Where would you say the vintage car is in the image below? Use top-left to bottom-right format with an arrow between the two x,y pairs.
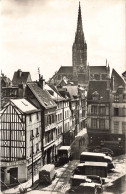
86,175 -> 103,193
70,182 -> 98,194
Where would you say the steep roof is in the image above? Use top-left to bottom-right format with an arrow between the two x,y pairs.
27,82 -> 57,109
87,81 -> 110,102
12,70 -> 32,85
1,74 -> 11,87
89,66 -> 108,74
58,66 -> 73,74
44,84 -> 65,102
111,69 -> 125,90
10,99 -> 38,114
63,86 -> 78,99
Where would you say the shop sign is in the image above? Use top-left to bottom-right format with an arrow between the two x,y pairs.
1,160 -> 26,167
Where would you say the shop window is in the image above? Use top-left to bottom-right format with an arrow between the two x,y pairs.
114,121 -> 119,133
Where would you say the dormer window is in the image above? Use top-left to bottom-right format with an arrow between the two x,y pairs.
92,91 -> 99,101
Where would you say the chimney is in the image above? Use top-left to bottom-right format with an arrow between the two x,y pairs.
18,82 -> 25,97
18,69 -> 22,77
39,75 -> 45,90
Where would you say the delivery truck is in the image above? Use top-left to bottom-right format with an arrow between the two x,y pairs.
73,162 -> 108,178
39,164 -> 56,184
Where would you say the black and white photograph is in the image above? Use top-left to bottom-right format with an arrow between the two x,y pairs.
1,0 -> 126,193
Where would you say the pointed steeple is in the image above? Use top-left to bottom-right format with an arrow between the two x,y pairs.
72,2 -> 88,84
78,2 -> 82,21
75,2 -> 84,43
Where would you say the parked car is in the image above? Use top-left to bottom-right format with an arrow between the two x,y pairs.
86,175 -> 103,193
70,174 -> 92,190
93,147 -> 114,157
70,182 -> 98,194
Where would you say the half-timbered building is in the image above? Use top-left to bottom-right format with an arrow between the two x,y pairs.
0,99 -> 41,185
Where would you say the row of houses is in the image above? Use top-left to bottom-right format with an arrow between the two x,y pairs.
1,69 -> 87,185
86,69 -> 126,152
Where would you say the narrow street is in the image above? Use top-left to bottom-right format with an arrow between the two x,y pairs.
27,154 -> 126,194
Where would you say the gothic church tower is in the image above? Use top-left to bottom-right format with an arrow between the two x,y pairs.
72,2 -> 88,86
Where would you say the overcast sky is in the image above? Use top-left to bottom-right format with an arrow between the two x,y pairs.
1,0 -> 126,81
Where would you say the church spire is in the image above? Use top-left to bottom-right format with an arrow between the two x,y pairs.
75,2 -> 84,43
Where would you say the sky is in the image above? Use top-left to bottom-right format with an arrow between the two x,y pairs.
1,0 -> 126,81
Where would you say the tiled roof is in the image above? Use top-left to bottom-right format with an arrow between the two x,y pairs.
10,99 -> 38,114
111,69 -> 125,90
27,82 -> 57,109
87,81 -> 110,102
44,84 -> 65,101
58,66 -> 73,74
12,71 -> 32,85
89,66 -> 108,74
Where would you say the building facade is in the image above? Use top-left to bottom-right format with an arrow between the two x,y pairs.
0,99 -> 42,185
87,80 -> 111,134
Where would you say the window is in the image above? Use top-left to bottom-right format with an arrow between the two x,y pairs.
114,108 -> 119,116
30,146 -> 34,157
36,112 -> 39,120
114,121 -> 119,133
65,111 -> 66,119
29,115 -> 32,122
60,113 -> 62,120
94,74 -> 100,80
30,130 -> 34,140
36,128 -> 39,137
49,115 -> 51,124
99,106 -> 105,115
91,106 -> 97,115
99,119 -> 105,129
122,122 -> 126,134
123,94 -> 126,100
36,143 -> 39,153
91,119 -> 97,129
114,95 -> 119,102
122,108 -> 126,116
